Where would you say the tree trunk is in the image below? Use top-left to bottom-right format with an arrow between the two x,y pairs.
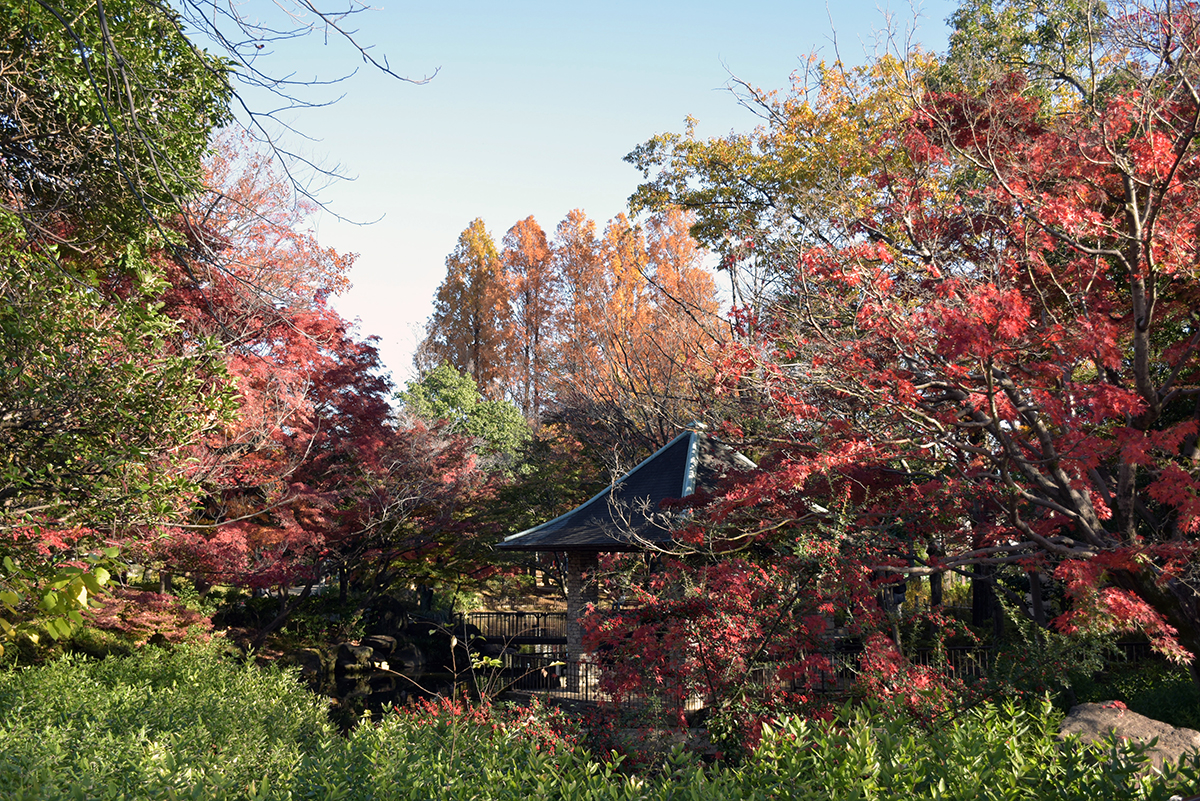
555,552 -> 569,600
1029,570 -> 1046,627
992,589 -> 1004,641
250,578 -> 316,651
972,565 -> 993,627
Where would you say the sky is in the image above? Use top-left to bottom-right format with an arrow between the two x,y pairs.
230,0 -> 959,386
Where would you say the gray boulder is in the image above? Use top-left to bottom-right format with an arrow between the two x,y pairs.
284,647 -> 328,691
362,634 -> 397,656
477,641 -> 517,659
336,643 -> 375,673
392,643 -> 426,674
1059,701 -> 1200,772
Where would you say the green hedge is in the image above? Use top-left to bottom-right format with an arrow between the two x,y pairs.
0,645 -> 1195,800
0,644 -> 330,799
745,702 -> 1198,801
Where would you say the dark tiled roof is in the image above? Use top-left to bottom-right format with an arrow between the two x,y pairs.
497,430 -> 753,552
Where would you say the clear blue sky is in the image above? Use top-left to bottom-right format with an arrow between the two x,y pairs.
230,0 -> 958,384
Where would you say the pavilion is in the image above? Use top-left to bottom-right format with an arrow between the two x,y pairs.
496,427 -> 755,659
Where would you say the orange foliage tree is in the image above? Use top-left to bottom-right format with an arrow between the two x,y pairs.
418,207 -> 722,459
417,219 -> 513,400
547,208 -> 722,455
549,209 -> 608,394
503,216 -> 558,421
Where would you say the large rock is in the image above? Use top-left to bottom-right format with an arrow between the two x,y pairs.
477,641 -> 517,659
282,647 -> 329,691
361,634 -> 397,656
336,643 -> 375,673
392,643 -> 426,674
1059,701 -> 1200,772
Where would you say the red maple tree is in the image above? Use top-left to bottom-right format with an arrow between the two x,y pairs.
127,136 -> 489,621
613,0 -> 1200,701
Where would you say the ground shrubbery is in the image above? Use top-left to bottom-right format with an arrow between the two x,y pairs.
744,701 -> 1198,801
0,644 -> 330,799
1,645 -> 1197,800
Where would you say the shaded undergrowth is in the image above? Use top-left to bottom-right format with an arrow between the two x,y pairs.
0,644 -> 1197,800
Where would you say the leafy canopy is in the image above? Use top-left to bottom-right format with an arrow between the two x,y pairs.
613,0 -> 1200,698
398,362 -> 531,460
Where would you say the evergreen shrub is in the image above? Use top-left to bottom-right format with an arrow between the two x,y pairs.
0,645 -> 1196,800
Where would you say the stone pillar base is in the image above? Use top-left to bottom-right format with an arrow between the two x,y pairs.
565,551 -> 599,668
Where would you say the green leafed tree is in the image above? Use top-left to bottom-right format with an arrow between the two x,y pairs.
941,0 -> 1107,100
0,0 -> 232,248
0,228 -> 230,533
0,0 -> 233,649
397,362 -> 530,462
2,0 -> 428,651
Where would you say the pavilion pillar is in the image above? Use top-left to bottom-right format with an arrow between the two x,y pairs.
565,551 -> 599,663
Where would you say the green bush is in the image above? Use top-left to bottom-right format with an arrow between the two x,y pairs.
746,699 -> 1198,801
172,583 -> 244,619
0,646 -> 1195,800
0,643 -> 331,800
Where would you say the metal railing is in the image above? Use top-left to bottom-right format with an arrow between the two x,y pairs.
469,608 -> 1162,712
499,652 -> 704,712
501,652 -> 602,703
911,645 -> 993,678
461,611 -> 567,643
803,651 -> 861,694
748,645 -> 995,695
750,652 -> 859,696
1112,640 -> 1156,662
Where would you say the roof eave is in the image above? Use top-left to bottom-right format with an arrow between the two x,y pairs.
498,430 -> 695,549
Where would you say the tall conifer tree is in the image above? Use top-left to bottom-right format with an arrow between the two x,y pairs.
502,217 -> 559,420
418,219 -> 512,400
